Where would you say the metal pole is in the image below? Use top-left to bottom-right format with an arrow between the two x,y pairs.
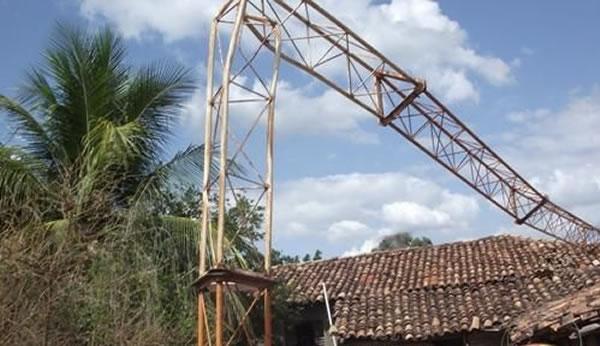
322,282 -> 338,346
215,1 -> 248,345
263,23 -> 281,346
198,15 -> 219,346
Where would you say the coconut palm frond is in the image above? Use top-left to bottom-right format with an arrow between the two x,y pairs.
0,96 -> 55,165
0,146 -> 48,204
157,215 -> 256,272
82,119 -> 146,171
125,62 -> 195,160
42,24 -> 130,164
130,145 -> 216,211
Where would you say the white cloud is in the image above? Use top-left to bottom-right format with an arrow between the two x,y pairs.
327,220 -> 371,241
80,0 -> 513,103
506,108 -> 550,123
276,172 -> 479,254
79,0 -> 218,41
180,77 -> 377,143
342,238 -> 379,257
436,69 -> 479,103
501,88 -> 600,225
382,202 -> 451,229
274,82 -> 376,142
178,62 -> 208,142
180,85 -> 206,136
319,0 -> 513,101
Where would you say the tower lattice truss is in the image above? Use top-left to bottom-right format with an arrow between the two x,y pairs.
197,1 -> 600,345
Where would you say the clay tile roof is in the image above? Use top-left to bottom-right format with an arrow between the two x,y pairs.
273,235 -> 600,342
510,279 -> 600,344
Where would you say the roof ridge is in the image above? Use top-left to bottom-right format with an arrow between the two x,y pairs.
274,233 -> 553,269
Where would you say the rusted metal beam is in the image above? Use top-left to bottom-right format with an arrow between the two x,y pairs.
243,0 -> 600,246
193,268 -> 277,292
264,289 -> 273,346
200,2 -> 282,345
213,1 -> 248,345
379,80 -> 426,126
215,284 -> 224,346
516,197 -> 548,225
201,0 -> 600,343
263,22 -> 280,346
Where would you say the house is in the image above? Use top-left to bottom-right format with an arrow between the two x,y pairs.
273,235 -> 600,345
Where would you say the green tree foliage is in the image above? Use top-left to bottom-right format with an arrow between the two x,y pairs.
273,248 -> 323,265
155,185 -> 323,267
375,232 -> 433,251
0,24 -> 253,345
0,24 -> 323,345
312,249 -> 323,260
272,249 -> 301,265
0,24 -> 203,233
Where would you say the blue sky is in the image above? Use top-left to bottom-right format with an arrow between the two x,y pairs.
2,0 -> 600,257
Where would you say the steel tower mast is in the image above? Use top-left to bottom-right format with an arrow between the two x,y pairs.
197,1 -> 600,345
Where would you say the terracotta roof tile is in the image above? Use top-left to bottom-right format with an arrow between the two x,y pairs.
510,277 -> 600,343
273,235 -> 600,342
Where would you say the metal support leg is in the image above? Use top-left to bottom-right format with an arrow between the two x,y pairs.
200,1 -> 281,344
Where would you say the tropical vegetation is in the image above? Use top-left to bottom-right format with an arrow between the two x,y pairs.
0,24 -> 289,345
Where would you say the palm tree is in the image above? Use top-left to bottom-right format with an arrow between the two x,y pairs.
0,25 -> 266,344
0,24 -> 203,233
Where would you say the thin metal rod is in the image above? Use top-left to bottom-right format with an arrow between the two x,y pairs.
263,24 -> 281,346
322,282 -> 338,346
217,0 -> 248,265
264,289 -> 273,346
225,290 -> 264,346
263,25 -> 281,279
198,14 -> 220,346
198,294 -> 208,346
248,0 -> 599,244
215,1 -> 249,345
215,284 -> 224,346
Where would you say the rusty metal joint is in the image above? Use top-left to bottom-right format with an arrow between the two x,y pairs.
515,197 -> 548,225
245,14 -> 277,26
380,80 -> 426,126
374,70 -> 412,82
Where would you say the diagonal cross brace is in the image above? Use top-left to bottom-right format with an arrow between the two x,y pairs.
515,196 -> 548,225
380,80 -> 427,126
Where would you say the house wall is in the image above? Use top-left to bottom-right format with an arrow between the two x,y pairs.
282,301 -> 504,346
466,331 -> 504,346
344,341 -> 434,346
518,329 -> 600,345
283,304 -> 329,346
584,335 -> 599,346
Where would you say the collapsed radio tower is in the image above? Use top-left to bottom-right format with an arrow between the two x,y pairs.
197,0 -> 600,345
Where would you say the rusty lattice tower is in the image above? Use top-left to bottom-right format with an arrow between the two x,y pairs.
197,0 -> 600,345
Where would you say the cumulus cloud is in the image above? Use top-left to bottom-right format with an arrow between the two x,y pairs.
276,172 -> 479,254
506,108 -> 550,123
80,0 -> 513,103
180,85 -> 206,136
382,202 -> 451,229
500,88 -> 600,224
342,238 -> 380,257
274,82 -> 376,142
318,0 -> 513,101
79,0 -> 218,41
327,220 -> 371,241
180,77 -> 377,143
